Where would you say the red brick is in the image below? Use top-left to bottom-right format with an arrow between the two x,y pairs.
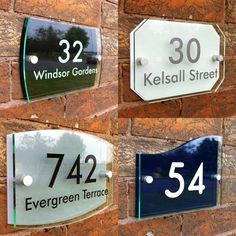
65,83 -> 118,118
12,62 -> 24,100
118,100 -> 181,118
222,177 -> 236,204
111,119 -> 118,135
119,215 -> 181,236
101,57 -> 118,84
183,206 -> 236,236
121,64 -> 141,102
128,180 -> 135,217
222,57 -> 236,89
78,118 -> 110,134
125,0 -> 224,22
15,0 -> 101,27
132,118 -> 222,140
102,28 -> 118,56
224,118 -> 236,146
29,227 -> 67,236
67,209 -> 118,235
0,97 -> 64,120
226,0 -> 236,23
0,13 -> 24,57
102,1 -> 118,29
118,118 -> 129,135
223,24 -> 236,57
182,88 -> 236,117
119,14 -> 143,59
0,184 -> 21,233
0,0 -> 11,10
0,63 -> 10,103
119,181 -> 128,219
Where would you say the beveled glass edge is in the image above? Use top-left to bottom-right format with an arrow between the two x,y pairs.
23,17 -> 31,103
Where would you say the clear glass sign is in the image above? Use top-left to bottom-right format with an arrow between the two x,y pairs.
7,130 -> 113,227
130,19 -> 225,101
20,17 -> 101,102
136,136 -> 222,218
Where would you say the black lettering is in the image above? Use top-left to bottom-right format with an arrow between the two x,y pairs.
25,197 -> 32,211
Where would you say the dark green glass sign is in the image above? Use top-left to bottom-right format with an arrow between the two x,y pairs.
20,17 -> 101,102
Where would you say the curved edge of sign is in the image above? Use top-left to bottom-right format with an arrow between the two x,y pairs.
22,17 -> 31,104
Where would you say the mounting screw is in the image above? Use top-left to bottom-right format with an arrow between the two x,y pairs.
146,232 -> 154,236
212,55 -> 224,62
99,171 -> 113,179
142,176 -> 154,184
17,175 -> 33,187
136,57 -> 149,66
29,55 -> 39,64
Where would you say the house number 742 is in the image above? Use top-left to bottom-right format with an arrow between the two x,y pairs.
47,153 -> 97,188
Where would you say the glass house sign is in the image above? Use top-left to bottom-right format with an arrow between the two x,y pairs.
20,17 -> 101,103
136,136 -> 222,218
7,130 -> 113,227
130,19 -> 225,101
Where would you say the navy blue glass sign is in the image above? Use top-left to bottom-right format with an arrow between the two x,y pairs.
20,17 -> 101,103
136,136 -> 222,218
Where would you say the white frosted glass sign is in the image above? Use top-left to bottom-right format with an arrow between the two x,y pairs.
7,130 -> 113,227
130,19 -> 225,101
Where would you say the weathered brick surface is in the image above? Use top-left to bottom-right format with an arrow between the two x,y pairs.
132,118 -> 223,140
224,118 -> 236,146
182,206 -> 236,236
118,118 -> 129,135
101,57 -> 118,84
222,177 -> 236,204
0,97 -> 65,120
0,184 -> 21,233
119,14 -> 143,59
124,0 -> 224,22
121,63 -> 141,102
0,63 -> 10,103
128,180 -> 135,217
119,137 -> 183,176
67,209 -> 118,235
119,100 -> 181,118
182,88 -> 236,117
78,118 -> 110,134
222,145 -> 236,176
0,13 -> 23,57
119,215 -> 181,236
15,0 -> 101,27
226,0 -> 236,23
65,83 -> 118,118
118,181 -> 127,219
102,1 -> 118,29
103,28 -> 118,56
12,62 -> 24,100
0,0 -> 11,10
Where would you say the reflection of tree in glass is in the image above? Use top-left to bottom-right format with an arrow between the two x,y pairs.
28,26 -> 63,56
16,131 -> 86,158
65,27 -> 90,53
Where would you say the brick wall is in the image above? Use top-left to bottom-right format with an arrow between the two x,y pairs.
0,118 -> 118,235
119,0 -> 236,117
0,0 -> 118,119
118,118 -> 236,236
